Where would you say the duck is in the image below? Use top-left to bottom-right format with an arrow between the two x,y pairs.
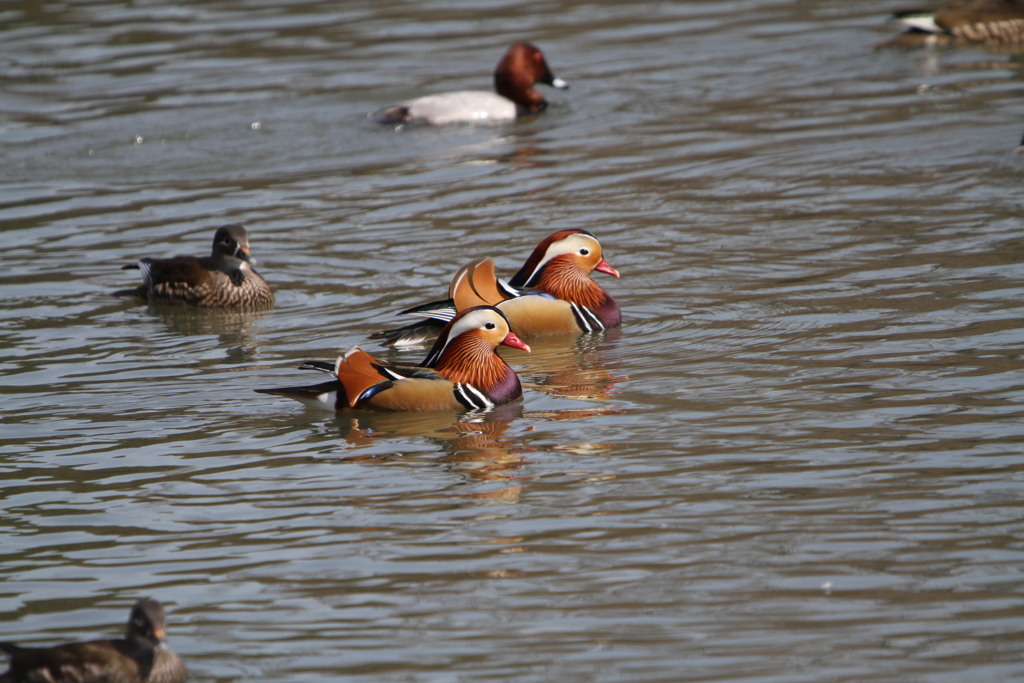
372,229 -> 620,347
0,599 -> 188,683
371,42 -> 568,125
257,306 -> 530,412
119,224 -> 274,308
878,0 -> 1024,47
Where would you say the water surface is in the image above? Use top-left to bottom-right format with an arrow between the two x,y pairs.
2,1 -> 1023,681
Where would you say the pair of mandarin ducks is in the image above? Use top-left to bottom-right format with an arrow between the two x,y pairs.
119,225 -> 620,413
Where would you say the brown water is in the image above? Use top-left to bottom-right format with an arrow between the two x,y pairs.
2,1 -> 1023,681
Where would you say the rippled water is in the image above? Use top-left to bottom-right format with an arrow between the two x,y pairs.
2,1 -> 1023,681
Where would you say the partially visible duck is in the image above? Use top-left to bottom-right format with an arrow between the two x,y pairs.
0,599 -> 188,683
257,306 -> 530,412
373,229 -> 620,347
120,224 -> 274,308
878,0 -> 1024,47
371,42 -> 568,125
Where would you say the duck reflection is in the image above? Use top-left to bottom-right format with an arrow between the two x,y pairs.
287,329 -> 625,496
427,132 -> 550,171
501,135 -> 550,170
512,328 -> 626,402
136,304 -> 269,363
334,403 -> 527,499
327,378 -> 623,501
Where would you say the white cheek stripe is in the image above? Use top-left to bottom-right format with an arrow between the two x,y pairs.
522,242 -> 563,286
521,235 -> 599,286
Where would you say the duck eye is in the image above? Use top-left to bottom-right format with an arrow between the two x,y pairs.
484,322 -> 496,330
579,248 -> 590,256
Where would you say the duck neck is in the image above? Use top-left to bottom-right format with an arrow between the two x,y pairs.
435,335 -> 517,398
113,635 -> 157,680
535,257 -> 608,310
215,252 -> 249,270
495,74 -> 544,111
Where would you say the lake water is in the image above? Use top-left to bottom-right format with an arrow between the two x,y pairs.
2,1 -> 1023,681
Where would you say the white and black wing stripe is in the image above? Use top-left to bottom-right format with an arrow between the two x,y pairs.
569,302 -> 605,333
497,277 -> 520,299
378,366 -> 406,381
893,13 -> 942,34
403,307 -> 458,323
453,383 -> 495,411
137,259 -> 154,286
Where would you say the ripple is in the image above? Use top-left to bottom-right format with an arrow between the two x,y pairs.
2,1 -> 1024,681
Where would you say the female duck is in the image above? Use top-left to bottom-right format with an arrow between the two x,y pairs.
371,42 -> 568,125
374,229 -> 621,346
120,224 -> 274,308
258,306 -> 530,412
878,0 -> 1024,47
0,599 -> 188,683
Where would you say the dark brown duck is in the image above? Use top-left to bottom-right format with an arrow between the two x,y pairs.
0,599 -> 187,683
879,0 -> 1024,47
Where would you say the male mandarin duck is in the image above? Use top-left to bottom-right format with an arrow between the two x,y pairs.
372,229 -> 621,347
878,0 -> 1024,47
0,599 -> 188,683
119,224 -> 274,308
257,306 -> 530,412
371,42 -> 568,125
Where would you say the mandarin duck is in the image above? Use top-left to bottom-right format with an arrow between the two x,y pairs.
371,42 -> 568,125
878,0 -> 1024,47
372,229 -> 620,347
0,599 -> 188,683
257,306 -> 530,412
120,224 -> 274,308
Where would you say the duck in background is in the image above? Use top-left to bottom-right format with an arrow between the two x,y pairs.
257,306 -> 530,412
371,42 -> 568,125
878,0 -> 1024,48
118,224 -> 274,308
0,599 -> 187,683
373,229 -> 620,347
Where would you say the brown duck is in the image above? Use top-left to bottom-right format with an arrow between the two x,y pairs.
121,224 -> 273,308
371,42 -> 569,125
879,0 -> 1024,47
0,599 -> 188,683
